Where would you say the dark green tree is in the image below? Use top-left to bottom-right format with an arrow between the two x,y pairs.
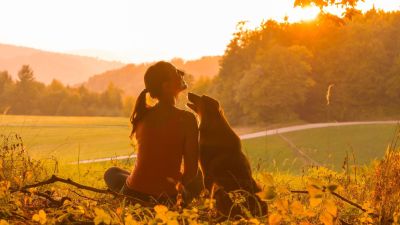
99,83 -> 123,116
235,44 -> 313,123
0,71 -> 15,114
13,65 -> 44,114
40,80 -> 68,115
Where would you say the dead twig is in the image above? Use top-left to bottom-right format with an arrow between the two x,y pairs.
19,189 -> 70,208
12,175 -> 110,194
69,189 -> 103,203
331,191 -> 366,212
11,211 -> 29,220
11,174 -> 150,206
291,189 -> 366,212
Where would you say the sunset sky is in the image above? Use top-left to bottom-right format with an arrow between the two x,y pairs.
0,0 -> 398,63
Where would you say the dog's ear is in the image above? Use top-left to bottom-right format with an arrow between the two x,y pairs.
203,95 -> 220,109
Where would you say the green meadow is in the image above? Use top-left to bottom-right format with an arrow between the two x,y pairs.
0,115 -> 133,162
0,115 -> 398,173
243,123 -> 399,172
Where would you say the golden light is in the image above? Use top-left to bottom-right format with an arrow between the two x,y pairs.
287,6 -> 321,23
0,0 -> 398,63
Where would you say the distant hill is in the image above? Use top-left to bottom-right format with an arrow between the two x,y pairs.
83,56 -> 221,97
0,44 -> 125,85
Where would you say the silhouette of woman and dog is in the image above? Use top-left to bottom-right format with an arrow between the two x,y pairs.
104,61 -> 267,219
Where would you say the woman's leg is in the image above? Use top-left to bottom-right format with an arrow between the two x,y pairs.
120,186 -> 177,206
103,167 -> 130,192
104,167 -> 177,206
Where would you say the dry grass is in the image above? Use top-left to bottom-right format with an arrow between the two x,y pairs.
373,127 -> 400,224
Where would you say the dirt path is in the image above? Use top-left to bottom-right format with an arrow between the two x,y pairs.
73,120 -> 399,164
239,120 -> 399,140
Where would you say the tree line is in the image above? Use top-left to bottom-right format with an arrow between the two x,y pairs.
0,64 -> 213,118
1,8 -> 399,125
202,8 -> 400,125
0,65 -> 133,117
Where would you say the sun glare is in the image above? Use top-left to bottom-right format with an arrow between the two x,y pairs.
287,6 -> 321,23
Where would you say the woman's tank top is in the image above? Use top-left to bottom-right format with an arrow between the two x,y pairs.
126,109 -> 186,196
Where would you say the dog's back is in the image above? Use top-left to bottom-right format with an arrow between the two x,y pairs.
198,98 -> 267,218
187,92 -> 267,219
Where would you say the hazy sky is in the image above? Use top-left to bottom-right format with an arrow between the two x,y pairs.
0,0 -> 398,63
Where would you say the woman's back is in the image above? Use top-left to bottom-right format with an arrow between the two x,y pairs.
126,105 -> 191,196
104,61 -> 198,202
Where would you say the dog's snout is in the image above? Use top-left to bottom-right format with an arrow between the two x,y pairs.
188,92 -> 201,103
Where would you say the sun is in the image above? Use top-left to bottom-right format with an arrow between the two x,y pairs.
286,6 -> 321,23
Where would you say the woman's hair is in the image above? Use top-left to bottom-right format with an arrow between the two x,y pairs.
130,61 -> 176,138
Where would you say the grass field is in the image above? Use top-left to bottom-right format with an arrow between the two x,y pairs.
0,115 -> 133,162
2,115 -> 400,225
243,123 -> 399,172
1,115 -> 398,174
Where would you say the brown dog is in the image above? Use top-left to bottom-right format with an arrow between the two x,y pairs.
187,92 -> 267,219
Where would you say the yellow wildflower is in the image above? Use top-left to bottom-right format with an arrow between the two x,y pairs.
32,210 -> 47,225
0,220 -> 9,225
125,213 -> 139,225
94,208 -> 112,225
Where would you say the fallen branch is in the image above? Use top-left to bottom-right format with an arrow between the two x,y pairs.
331,192 -> 366,212
291,189 -> 366,212
12,175 -> 110,194
69,189 -> 103,203
19,189 -> 69,207
11,212 -> 29,220
11,175 -> 150,206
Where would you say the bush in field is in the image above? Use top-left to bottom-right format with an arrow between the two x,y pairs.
0,133 -> 47,189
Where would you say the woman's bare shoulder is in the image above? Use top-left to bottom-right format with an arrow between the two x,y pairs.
177,109 -> 198,127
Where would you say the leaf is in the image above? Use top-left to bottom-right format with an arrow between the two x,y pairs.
154,205 -> 169,214
310,198 -> 322,207
275,199 -> 289,213
249,218 -> 260,224
0,220 -> 9,225
319,211 -> 334,225
258,186 -> 277,200
291,200 -> 304,215
77,206 -> 85,215
262,173 -> 275,186
299,222 -> 313,225
269,213 -> 282,225
307,184 -> 323,198
56,213 -> 69,223
325,199 -> 337,217
167,219 -> 179,225
276,185 -> 291,194
63,199 -> 72,206
0,181 -> 10,197
304,209 -> 316,217
125,213 -> 139,225
94,208 -> 112,225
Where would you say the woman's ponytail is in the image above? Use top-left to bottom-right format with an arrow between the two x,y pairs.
130,89 -> 149,138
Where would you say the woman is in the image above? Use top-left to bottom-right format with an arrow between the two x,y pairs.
104,61 -> 199,204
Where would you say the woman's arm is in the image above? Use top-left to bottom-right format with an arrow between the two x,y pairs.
182,112 -> 199,186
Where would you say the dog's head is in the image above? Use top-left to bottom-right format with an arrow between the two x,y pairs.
187,92 -> 222,126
